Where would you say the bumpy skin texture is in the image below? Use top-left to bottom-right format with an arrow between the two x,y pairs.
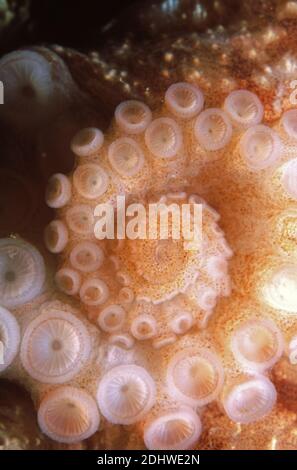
1,0 -> 297,450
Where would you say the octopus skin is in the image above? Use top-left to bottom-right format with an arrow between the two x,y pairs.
0,0 -> 297,451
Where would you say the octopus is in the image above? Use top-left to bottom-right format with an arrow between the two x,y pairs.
0,0 -> 297,450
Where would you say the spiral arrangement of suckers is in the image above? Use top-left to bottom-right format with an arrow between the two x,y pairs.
1,79 -> 297,449
44,82 -> 234,348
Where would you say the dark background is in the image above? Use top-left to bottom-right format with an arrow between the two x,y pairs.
0,0 -> 146,54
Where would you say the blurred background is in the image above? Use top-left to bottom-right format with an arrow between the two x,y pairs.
0,0 -> 145,54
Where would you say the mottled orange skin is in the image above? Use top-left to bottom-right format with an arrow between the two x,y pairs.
2,0 -> 297,450
51,0 -> 297,120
